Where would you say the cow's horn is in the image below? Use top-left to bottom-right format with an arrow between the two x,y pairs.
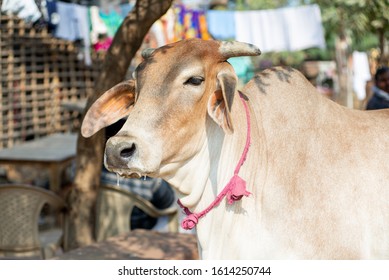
219,41 -> 261,59
141,48 -> 155,58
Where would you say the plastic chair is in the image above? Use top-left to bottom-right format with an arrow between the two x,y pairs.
0,184 -> 68,259
95,184 -> 178,242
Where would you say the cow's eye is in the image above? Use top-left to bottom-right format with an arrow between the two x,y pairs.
185,77 -> 204,86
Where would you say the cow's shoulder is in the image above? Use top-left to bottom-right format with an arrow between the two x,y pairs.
244,66 -> 317,101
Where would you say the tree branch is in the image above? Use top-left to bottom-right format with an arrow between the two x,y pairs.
66,0 -> 174,250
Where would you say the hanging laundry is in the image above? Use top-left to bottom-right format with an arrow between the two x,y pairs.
94,34 -> 113,52
99,7 -> 123,37
90,6 -> 109,44
1,0 -> 42,23
281,4 -> 326,51
184,9 -> 197,38
45,0 -> 60,32
160,8 -> 176,44
198,11 -> 211,40
174,5 -> 185,41
55,2 -> 78,40
173,5 -> 211,41
55,2 -> 91,65
352,51 -> 371,101
234,11 -> 252,47
235,4 -> 325,53
74,4 -> 91,65
150,21 -> 166,47
235,9 -> 290,53
148,8 -> 176,48
206,10 -> 235,40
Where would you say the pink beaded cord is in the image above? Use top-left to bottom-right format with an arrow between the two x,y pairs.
178,92 -> 252,230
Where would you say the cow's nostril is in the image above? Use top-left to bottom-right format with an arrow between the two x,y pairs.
120,143 -> 136,158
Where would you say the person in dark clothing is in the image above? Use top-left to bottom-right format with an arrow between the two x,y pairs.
366,66 -> 389,110
101,119 -> 176,230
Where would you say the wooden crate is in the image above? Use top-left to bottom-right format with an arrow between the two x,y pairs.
0,14 -> 104,148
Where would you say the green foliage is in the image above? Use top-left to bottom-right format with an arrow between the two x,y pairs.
309,0 -> 388,52
234,0 -> 289,10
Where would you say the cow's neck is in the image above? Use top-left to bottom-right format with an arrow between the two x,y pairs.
164,106 -> 240,209
177,92 -> 253,230
165,134 -> 215,207
165,91 -> 263,257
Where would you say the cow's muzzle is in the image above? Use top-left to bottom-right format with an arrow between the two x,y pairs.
104,133 -> 162,178
105,138 -> 137,169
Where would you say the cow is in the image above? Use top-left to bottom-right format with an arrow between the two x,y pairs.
81,38 -> 389,259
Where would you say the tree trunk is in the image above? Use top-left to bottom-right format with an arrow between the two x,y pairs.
334,24 -> 352,108
378,28 -> 388,65
66,0 -> 174,250
334,36 -> 346,106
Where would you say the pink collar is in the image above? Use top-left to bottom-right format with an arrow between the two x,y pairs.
177,92 -> 252,230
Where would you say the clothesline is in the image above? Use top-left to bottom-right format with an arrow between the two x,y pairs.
2,1 -> 326,65
208,4 -> 326,53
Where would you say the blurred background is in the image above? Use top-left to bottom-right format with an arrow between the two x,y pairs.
0,0 -> 388,259
1,0 -> 388,148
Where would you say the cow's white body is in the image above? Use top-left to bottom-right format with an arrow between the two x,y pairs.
185,67 -> 389,259
82,39 -> 389,259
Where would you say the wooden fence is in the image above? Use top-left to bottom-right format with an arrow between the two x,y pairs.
0,14 -> 103,148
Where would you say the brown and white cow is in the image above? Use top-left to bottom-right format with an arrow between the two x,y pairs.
82,38 -> 389,259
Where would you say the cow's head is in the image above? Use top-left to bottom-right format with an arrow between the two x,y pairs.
81,39 -> 260,180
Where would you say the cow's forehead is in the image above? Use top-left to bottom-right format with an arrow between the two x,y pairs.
137,39 -> 223,73
158,39 -> 222,59
134,39 -> 225,93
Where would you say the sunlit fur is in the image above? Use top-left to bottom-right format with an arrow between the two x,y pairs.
82,39 -> 389,259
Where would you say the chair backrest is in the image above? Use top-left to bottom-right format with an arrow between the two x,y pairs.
95,184 -> 178,242
0,184 -> 67,259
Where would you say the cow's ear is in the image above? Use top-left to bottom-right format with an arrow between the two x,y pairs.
207,65 -> 237,134
81,80 -> 135,138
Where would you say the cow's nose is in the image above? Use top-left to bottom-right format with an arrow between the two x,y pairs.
119,143 -> 136,158
105,139 -> 137,167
